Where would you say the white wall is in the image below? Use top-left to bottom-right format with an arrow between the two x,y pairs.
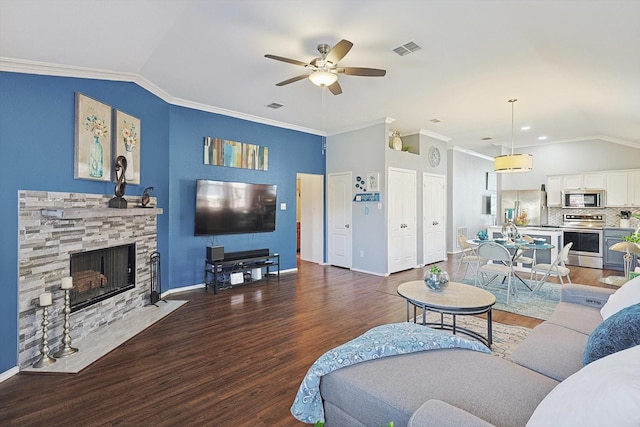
327,121 -> 387,275
501,139 -> 640,190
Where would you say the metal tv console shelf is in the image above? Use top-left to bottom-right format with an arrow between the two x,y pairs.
204,248 -> 280,294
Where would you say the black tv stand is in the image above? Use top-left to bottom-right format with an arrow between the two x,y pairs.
204,249 -> 280,294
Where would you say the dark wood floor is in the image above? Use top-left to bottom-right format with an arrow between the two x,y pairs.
0,255 -> 619,426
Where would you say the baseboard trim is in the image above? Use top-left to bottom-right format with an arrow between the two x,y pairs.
0,366 -> 19,383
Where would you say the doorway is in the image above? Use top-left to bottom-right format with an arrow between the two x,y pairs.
297,173 -> 325,264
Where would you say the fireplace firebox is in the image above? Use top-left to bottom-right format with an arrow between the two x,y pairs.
70,244 -> 136,312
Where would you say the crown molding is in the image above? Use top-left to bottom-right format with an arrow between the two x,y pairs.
450,145 -> 494,162
0,57 -> 323,136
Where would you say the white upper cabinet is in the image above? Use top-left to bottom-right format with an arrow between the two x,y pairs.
605,171 -> 628,206
605,170 -> 640,207
583,173 -> 605,189
546,176 -> 563,207
562,173 -> 605,190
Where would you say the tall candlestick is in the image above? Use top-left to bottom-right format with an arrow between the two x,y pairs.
61,276 -> 74,290
54,287 -> 78,358
32,305 -> 56,368
39,292 -> 52,306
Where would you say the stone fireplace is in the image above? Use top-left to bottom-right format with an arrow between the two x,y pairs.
18,190 -> 163,368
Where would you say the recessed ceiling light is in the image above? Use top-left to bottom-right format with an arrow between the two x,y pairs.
521,125 -> 531,131
538,136 -> 548,140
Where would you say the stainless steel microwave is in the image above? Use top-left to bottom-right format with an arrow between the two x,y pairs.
562,190 -> 604,208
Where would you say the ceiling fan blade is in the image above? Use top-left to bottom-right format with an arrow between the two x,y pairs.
340,67 -> 387,77
265,54 -> 309,67
275,74 -> 310,86
325,39 -> 353,64
327,81 -> 342,95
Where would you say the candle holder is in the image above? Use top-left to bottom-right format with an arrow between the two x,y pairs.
54,287 -> 78,358
32,305 -> 56,368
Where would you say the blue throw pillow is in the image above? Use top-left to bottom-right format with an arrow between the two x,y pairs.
583,303 -> 640,366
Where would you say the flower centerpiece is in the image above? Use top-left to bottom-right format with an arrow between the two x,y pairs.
424,265 -> 449,292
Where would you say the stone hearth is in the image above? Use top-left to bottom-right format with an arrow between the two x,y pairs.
18,190 -> 163,369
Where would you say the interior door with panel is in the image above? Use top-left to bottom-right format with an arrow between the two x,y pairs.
423,173 -> 446,265
328,172 -> 352,268
388,168 -> 417,273
298,173 -> 324,264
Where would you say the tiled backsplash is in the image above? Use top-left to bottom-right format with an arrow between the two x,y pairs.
548,207 -> 639,228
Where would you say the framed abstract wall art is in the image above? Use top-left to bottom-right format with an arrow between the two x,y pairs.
114,109 -> 141,184
204,136 -> 268,171
74,93 -> 112,181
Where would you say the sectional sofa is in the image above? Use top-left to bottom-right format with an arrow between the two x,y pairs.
315,280 -> 640,426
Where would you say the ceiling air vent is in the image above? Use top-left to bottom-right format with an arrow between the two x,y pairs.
481,137 -> 493,141
430,118 -> 441,123
266,103 -> 283,109
393,41 -> 422,56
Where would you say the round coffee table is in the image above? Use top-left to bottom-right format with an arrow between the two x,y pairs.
397,281 -> 496,347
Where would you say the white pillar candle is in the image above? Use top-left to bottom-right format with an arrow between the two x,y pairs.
61,276 -> 74,290
39,292 -> 52,306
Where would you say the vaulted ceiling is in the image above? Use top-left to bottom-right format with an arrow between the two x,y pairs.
1,0 -> 638,153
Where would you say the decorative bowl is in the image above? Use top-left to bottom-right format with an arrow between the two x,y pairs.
476,230 -> 488,241
533,238 -> 546,245
424,271 -> 450,292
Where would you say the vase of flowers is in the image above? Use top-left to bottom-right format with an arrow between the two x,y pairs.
424,266 -> 449,292
121,120 -> 138,181
85,110 -> 108,178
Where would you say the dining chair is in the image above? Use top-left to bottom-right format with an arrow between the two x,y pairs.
531,242 -> 573,292
476,242 -> 517,304
514,234 -> 536,271
455,234 -> 485,281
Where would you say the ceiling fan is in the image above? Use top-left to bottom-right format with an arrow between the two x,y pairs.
265,39 -> 386,95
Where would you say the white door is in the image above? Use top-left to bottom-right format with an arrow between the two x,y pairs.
298,173 -> 324,264
423,173 -> 446,265
388,168 -> 417,273
328,172 -> 352,268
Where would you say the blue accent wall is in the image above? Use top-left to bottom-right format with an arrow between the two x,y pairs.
0,71 -> 324,373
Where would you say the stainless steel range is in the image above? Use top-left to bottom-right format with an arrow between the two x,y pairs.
562,214 -> 604,269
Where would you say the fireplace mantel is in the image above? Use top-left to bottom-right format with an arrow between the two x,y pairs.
41,207 -> 163,219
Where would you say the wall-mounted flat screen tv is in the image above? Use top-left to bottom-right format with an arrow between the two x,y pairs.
194,179 -> 277,236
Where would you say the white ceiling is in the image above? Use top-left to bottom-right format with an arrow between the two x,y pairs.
1,0 -> 639,153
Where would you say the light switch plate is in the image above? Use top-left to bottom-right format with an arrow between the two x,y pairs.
280,203 -> 286,210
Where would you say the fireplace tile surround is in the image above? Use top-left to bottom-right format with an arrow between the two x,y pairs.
18,190 -> 163,369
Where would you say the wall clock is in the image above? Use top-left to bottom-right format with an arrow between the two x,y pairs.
428,146 -> 441,167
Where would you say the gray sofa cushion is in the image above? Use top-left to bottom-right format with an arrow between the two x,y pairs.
546,301 -> 603,335
320,348 -> 558,427
510,322 -> 588,381
409,400 -> 495,427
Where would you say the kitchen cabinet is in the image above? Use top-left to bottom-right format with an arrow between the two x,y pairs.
546,176 -> 563,207
605,171 -> 628,206
562,173 -> 605,190
604,170 -> 640,207
603,228 -> 636,271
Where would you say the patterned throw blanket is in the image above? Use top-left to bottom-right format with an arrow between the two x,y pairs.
290,322 -> 491,423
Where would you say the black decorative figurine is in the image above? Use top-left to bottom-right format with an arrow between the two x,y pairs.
141,186 -> 154,207
109,155 -> 128,208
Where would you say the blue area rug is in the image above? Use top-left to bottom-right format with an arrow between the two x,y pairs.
462,277 -> 562,320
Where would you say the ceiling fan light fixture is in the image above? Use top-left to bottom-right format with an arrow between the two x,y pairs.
309,70 -> 338,87
494,99 -> 533,173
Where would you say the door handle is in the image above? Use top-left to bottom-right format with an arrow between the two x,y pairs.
345,224 -> 350,229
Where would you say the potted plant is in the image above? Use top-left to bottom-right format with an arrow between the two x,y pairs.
424,266 -> 448,291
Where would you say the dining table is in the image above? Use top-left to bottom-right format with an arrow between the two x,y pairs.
468,238 -> 556,290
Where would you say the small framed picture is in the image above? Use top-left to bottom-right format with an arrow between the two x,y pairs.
113,109 -> 141,184
366,173 -> 380,192
74,93 -> 112,181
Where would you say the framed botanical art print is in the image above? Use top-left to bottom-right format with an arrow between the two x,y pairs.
74,93 -> 112,181
113,109 -> 141,184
